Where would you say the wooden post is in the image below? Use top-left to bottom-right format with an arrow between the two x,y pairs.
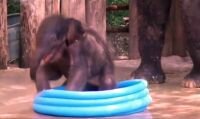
20,0 -> 45,68
162,1 -> 174,56
128,0 -> 140,59
86,0 -> 106,40
163,0 -> 187,57
45,0 -> 60,16
61,0 -> 86,23
0,0 -> 8,69
172,0 -> 187,56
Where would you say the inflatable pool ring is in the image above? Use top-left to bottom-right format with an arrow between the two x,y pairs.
33,79 -> 152,117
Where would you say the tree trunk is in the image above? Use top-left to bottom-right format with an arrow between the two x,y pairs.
61,0 -> 86,23
20,0 -> 45,68
86,0 -> 106,40
0,0 -> 8,69
128,0 -> 140,59
45,0 -> 60,16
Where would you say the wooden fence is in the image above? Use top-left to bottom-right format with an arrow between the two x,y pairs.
0,0 -> 187,69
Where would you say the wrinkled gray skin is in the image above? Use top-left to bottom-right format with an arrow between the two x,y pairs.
131,0 -> 200,88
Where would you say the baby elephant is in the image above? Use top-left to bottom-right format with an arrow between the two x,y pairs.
30,15 -> 116,92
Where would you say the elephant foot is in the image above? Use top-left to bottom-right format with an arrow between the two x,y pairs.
182,72 -> 200,88
131,64 -> 165,84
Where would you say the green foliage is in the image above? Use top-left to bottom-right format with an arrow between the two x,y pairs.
107,11 -> 128,27
7,0 -> 20,14
107,0 -> 129,28
107,0 -> 128,5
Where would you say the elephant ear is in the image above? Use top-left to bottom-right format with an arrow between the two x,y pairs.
65,20 -> 85,46
39,34 -> 64,66
66,23 -> 77,44
67,24 -> 76,41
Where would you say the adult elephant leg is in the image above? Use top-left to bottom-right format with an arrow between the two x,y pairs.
181,0 -> 200,88
131,0 -> 171,83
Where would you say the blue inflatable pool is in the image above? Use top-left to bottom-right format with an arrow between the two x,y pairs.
33,79 -> 152,117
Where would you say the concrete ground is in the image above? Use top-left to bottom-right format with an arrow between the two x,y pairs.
0,56 -> 200,119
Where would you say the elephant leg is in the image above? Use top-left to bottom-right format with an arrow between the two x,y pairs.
180,0 -> 200,88
131,0 -> 171,83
